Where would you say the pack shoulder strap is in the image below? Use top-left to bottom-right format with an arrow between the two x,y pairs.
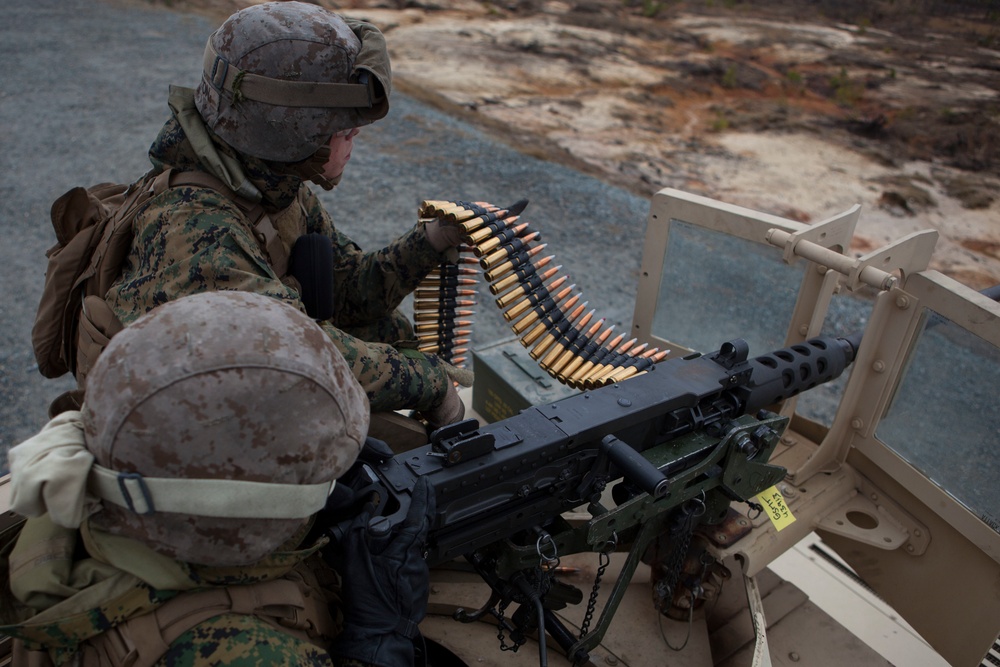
167,171 -> 288,277
80,568 -> 339,667
88,169 -> 286,297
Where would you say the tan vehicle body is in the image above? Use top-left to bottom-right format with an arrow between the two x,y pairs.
2,188 -> 998,666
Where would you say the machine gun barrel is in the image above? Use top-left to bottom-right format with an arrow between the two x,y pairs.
325,333 -> 860,567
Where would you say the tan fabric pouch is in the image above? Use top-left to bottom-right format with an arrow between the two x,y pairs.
76,296 -> 125,387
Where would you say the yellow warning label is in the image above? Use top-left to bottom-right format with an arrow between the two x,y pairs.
756,485 -> 796,532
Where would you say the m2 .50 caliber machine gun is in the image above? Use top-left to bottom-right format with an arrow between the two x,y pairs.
323,332 -> 862,666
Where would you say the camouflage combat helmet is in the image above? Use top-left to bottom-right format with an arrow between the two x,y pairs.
195,1 -> 390,163
82,291 -> 370,566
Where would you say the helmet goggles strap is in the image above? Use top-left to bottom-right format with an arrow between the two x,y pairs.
204,40 -> 382,109
90,463 -> 335,519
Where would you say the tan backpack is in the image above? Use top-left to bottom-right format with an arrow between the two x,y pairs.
31,168 -> 278,408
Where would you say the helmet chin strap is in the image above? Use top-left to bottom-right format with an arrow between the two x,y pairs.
312,171 -> 341,191
270,144 -> 341,190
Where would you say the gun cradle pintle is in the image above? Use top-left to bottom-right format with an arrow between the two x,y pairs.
323,333 -> 860,664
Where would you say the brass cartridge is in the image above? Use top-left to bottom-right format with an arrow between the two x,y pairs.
473,223 -> 530,257
495,267 -> 561,309
529,303 -> 586,361
415,319 -> 473,334
413,309 -> 475,323
414,287 -> 476,301
548,318 -> 604,376
565,331 -> 625,386
557,324 -> 614,381
490,255 -> 555,296
503,275 -> 568,323
483,244 -> 546,283
480,231 -> 541,269
540,311 -> 595,370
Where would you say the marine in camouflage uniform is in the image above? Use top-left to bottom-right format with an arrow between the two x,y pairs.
2,291 -> 432,666
1,515 -> 349,666
105,89 -> 455,415
102,1 -> 469,419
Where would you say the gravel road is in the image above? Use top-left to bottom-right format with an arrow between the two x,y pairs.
0,0 -> 650,465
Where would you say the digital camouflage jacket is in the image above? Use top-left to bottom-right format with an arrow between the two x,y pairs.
0,516 -> 370,667
104,87 -> 453,413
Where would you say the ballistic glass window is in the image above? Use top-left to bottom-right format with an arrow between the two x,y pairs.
875,310 -> 1000,532
651,220 -> 804,355
632,190 -> 863,427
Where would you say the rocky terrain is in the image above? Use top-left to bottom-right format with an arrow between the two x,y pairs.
151,0 -> 1000,290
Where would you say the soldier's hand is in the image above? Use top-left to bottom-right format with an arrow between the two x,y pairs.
421,381 -> 465,432
441,359 -> 474,388
424,218 -> 467,252
329,477 -> 435,667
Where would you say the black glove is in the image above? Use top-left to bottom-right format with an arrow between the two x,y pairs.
329,477 -> 435,667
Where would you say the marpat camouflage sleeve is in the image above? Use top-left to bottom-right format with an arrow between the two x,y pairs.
106,187 -> 450,412
300,187 -> 442,327
156,614 -> 333,666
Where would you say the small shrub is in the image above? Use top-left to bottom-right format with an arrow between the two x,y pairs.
641,0 -> 663,17
722,64 -> 738,88
711,111 -> 730,132
830,67 -> 862,107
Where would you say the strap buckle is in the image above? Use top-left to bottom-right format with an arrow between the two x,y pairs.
117,472 -> 156,515
355,70 -> 380,108
208,44 -> 229,91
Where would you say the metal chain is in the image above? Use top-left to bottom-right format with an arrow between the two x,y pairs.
655,493 -> 706,613
494,537 -> 560,656
580,532 -> 618,639
579,550 -> 610,639
496,602 -> 520,653
657,526 -> 693,608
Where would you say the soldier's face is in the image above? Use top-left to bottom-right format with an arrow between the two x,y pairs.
322,127 -> 361,181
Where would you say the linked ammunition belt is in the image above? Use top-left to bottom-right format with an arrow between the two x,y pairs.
416,199 -> 667,388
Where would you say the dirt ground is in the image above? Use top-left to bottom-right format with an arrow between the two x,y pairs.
152,0 -> 1000,289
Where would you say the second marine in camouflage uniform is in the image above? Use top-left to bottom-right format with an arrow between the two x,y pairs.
4,291 -> 432,666
1,514 -> 350,666
105,87 -> 457,415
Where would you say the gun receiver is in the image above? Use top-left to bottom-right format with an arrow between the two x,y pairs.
322,334 -> 859,664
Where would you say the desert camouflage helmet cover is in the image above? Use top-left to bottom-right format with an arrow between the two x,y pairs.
82,291 -> 370,566
195,1 -> 391,162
